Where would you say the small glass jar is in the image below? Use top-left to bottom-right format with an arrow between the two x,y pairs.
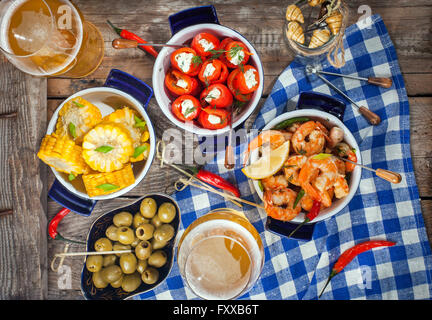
284,0 -> 349,67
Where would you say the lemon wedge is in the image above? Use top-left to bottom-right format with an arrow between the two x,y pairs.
242,140 -> 290,180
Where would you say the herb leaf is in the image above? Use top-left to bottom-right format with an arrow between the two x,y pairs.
69,122 -> 77,139
134,115 -> 146,128
183,106 -> 196,119
133,144 -> 148,158
192,55 -> 203,66
96,183 -> 119,192
95,145 -> 114,153
68,173 -> 76,181
72,100 -> 85,108
313,153 -> 333,160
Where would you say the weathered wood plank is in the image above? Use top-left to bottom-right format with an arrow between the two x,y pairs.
0,57 -> 48,299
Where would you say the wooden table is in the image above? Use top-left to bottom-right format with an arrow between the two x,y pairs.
0,0 -> 431,299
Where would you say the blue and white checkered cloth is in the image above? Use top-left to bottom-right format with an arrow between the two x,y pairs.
135,14 -> 432,300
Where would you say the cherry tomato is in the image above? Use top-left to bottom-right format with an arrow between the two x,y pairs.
224,41 -> 251,69
198,107 -> 231,130
165,69 -> 198,96
234,65 -> 260,94
200,83 -> 233,108
191,32 -> 220,57
170,47 -> 202,76
171,95 -> 201,122
227,69 -> 253,102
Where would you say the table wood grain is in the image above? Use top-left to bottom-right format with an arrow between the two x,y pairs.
0,0 -> 431,299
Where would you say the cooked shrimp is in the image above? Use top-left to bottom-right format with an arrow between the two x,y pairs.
334,176 -> 350,199
334,157 -> 346,175
301,187 -> 335,211
334,142 -> 357,172
263,188 -> 301,221
243,130 -> 287,165
262,174 -> 288,191
291,121 -> 327,156
283,155 -> 308,186
298,156 -> 338,207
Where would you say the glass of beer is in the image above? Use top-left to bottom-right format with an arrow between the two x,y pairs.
177,208 -> 265,300
0,0 -> 104,78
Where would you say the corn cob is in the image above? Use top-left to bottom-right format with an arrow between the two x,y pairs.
55,96 -> 102,144
37,133 -> 90,174
104,107 -> 149,162
82,122 -> 134,173
82,164 -> 135,197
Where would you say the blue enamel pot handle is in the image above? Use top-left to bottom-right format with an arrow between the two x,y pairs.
168,5 -> 220,35
48,69 -> 154,216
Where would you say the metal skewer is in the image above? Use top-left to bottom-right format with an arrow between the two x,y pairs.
313,69 -> 392,88
336,156 -> 402,184
306,65 -> 381,125
112,38 -> 185,49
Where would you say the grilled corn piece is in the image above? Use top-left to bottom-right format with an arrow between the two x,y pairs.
104,107 -> 149,162
82,164 -> 135,197
55,96 -> 102,143
82,122 -> 134,173
37,133 -> 90,174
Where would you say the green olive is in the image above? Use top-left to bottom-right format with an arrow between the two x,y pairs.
157,202 -> 176,223
151,214 -> 163,228
113,211 -> 133,227
110,274 -> 124,289
102,254 -> 117,267
105,225 -> 119,241
151,238 -> 168,250
101,265 -> 123,283
141,267 -> 159,285
94,238 -> 112,252
133,212 -> 149,229
135,223 -> 154,241
140,198 -> 157,219
121,272 -> 142,293
119,253 -> 137,274
116,227 -> 135,245
148,250 -> 168,268
112,242 -> 131,257
135,240 -> 152,260
154,224 -> 175,243
136,259 -> 148,274
86,255 -> 103,273
131,236 -> 140,248
92,270 -> 108,289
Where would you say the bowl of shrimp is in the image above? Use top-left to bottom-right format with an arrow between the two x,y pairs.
244,109 -> 361,225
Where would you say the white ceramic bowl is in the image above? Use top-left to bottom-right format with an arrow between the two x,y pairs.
46,87 -> 156,200
251,109 -> 362,224
152,23 -> 264,136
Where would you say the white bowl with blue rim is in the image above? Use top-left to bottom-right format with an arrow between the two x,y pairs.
46,69 -> 156,216
152,5 -> 264,136
251,91 -> 362,240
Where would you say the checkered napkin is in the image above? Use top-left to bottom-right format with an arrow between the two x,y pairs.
134,14 -> 432,300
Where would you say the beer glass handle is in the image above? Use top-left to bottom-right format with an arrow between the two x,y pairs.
48,179 -> 97,217
104,69 -> 153,108
168,5 -> 220,35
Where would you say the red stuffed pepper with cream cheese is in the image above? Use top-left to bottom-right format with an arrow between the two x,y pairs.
235,65 -> 260,94
200,83 -> 233,108
171,95 -> 201,122
170,47 -> 202,76
198,107 -> 231,130
192,32 -> 221,57
165,69 -> 200,96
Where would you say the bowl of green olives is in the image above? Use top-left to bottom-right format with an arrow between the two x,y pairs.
80,193 -> 180,300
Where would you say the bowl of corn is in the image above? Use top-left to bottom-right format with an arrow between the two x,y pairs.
38,85 -> 155,200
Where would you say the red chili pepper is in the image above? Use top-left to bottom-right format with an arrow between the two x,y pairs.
107,20 -> 158,58
195,169 -> 241,198
287,199 -> 321,239
319,240 -> 396,298
48,208 -> 86,244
